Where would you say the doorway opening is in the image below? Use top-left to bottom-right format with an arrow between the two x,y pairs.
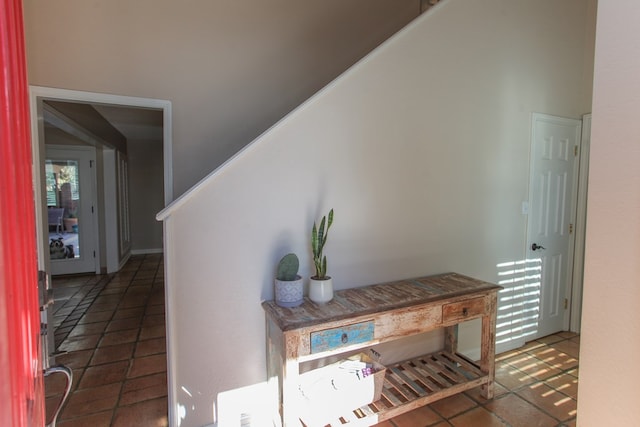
30,86 -> 172,276
29,86 -> 172,365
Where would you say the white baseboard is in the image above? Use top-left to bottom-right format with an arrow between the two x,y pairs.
131,248 -> 164,255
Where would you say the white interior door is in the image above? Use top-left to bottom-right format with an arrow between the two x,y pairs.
526,113 -> 581,339
46,145 -> 99,275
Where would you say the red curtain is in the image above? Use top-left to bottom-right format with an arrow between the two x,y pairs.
0,0 -> 45,425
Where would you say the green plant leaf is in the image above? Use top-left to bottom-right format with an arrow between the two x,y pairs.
321,256 -> 327,278
311,223 -> 318,256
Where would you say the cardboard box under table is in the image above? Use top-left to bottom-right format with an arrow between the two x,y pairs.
298,353 -> 385,426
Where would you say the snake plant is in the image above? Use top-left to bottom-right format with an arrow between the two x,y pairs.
311,208 -> 334,279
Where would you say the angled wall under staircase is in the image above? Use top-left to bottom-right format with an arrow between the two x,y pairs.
158,0 -> 596,425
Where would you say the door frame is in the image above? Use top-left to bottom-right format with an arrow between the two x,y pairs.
569,113 -> 591,333
29,86 -> 173,277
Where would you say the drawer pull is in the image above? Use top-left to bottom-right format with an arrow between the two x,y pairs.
341,333 -> 348,343
462,308 -> 469,316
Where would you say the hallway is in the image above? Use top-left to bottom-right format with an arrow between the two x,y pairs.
45,254 -> 168,426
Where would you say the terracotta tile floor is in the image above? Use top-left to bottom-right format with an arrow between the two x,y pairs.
372,332 -> 580,427
45,256 -> 579,426
45,254 -> 168,427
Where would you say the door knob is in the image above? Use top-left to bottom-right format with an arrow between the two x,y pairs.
531,243 -> 546,251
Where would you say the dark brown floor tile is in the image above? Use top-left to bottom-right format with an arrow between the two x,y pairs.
140,325 -> 166,340
145,304 -> 165,315
142,313 -> 165,327
449,406 -> 508,427
128,353 -> 167,378
59,383 -> 121,419
91,342 -> 135,365
131,280 -> 154,287
135,337 -> 167,357
388,404 -> 443,427
99,329 -> 139,347
429,393 -> 477,419
120,296 -> 148,308
102,282 -> 128,291
57,334 -> 101,352
515,382 -> 577,422
485,393 -> 557,427
56,410 -> 113,427
55,349 -> 94,369
120,372 -> 167,405
111,397 -> 168,427
106,317 -> 141,332
99,287 -> 126,295
112,307 -> 145,320
93,295 -> 124,305
67,321 -> 108,338
148,294 -> 165,306
86,302 -> 118,313
79,360 -> 129,388
78,310 -> 113,324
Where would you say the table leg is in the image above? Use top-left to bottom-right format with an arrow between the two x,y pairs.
444,324 -> 458,354
281,357 -> 301,426
480,293 -> 498,399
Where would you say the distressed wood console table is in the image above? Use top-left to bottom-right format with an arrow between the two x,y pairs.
262,273 -> 501,426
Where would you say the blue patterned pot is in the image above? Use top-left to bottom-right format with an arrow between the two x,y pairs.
275,276 -> 304,308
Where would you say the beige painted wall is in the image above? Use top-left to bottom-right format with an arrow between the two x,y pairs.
578,0 -> 640,425
23,0 -> 421,197
128,139 -> 164,253
158,1 -> 595,425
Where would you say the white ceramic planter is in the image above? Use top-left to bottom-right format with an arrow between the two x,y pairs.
309,277 -> 333,304
275,276 -> 304,308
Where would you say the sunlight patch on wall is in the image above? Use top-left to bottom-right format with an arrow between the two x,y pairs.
496,258 -> 542,347
217,381 -> 275,427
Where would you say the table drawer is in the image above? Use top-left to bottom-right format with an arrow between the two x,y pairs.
442,297 -> 486,322
310,321 -> 374,353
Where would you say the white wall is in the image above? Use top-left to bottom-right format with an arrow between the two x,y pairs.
23,0 -> 421,197
160,1 -> 595,425
578,1 -> 640,425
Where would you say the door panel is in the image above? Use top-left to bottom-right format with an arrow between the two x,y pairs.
0,0 -> 46,424
527,114 -> 581,339
46,146 -> 98,275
